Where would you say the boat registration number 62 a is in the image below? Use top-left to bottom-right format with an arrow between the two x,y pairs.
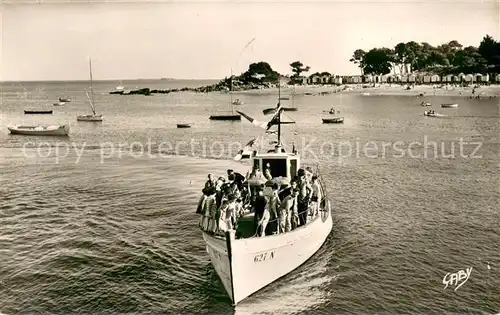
254,251 -> 275,263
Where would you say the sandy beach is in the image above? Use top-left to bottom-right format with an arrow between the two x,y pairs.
235,83 -> 500,98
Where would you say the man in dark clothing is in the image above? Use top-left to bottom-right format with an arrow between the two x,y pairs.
296,169 -> 312,227
278,180 -> 297,201
227,169 -> 245,190
253,188 -> 268,235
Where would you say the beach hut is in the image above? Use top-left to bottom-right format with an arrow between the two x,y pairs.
363,75 -> 373,83
380,74 -> 389,83
352,76 -> 362,84
400,75 -> 408,83
423,74 -> 432,83
334,76 -> 343,85
464,74 -> 473,83
309,73 -> 322,84
431,74 -> 440,83
408,74 -> 416,83
444,74 -> 454,83
496,74 -> 500,83
457,73 -> 465,82
481,74 -> 489,83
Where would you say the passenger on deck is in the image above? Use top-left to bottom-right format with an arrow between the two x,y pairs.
227,169 -> 245,189
310,176 -> 321,217
253,188 -> 268,236
296,169 -> 313,227
217,199 -> 229,234
201,187 -> 217,233
247,166 -> 264,181
305,167 -> 314,182
205,174 -> 215,190
278,179 -> 297,201
225,194 -> 238,230
264,163 -> 273,180
267,183 -> 281,234
280,189 -> 298,232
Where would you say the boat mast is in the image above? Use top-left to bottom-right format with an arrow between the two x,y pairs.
230,68 -> 234,114
89,58 -> 96,115
277,76 -> 281,147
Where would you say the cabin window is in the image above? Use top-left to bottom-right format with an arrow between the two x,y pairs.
262,159 -> 287,178
253,159 -> 260,170
290,159 -> 297,179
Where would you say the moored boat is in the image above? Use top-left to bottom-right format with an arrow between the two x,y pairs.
77,58 -> 103,122
441,103 -> 458,108
232,99 -> 244,105
322,117 -> 344,124
53,102 -> 67,106
24,110 -> 52,114
424,110 -> 444,117
177,123 -> 191,128
59,97 -> 71,102
420,101 -> 431,106
8,125 -> 70,136
209,115 -> 241,121
198,96 -> 332,305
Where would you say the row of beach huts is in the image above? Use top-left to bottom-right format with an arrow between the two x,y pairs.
302,73 -> 500,85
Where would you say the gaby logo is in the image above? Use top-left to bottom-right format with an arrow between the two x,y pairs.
443,267 -> 473,291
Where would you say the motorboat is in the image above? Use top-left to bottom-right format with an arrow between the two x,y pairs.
420,101 -> 431,106
441,103 -> 458,108
197,91 -> 332,305
8,125 -> 70,136
24,110 -> 52,114
53,102 -> 67,106
59,97 -> 71,102
232,99 -> 244,105
177,123 -> 191,128
322,117 -> 344,124
424,110 -> 444,117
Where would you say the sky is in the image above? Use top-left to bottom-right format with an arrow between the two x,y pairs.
0,0 -> 498,81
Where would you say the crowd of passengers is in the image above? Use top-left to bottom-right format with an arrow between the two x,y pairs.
196,165 -> 323,238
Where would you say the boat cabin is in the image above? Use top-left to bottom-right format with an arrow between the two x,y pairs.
251,145 -> 300,181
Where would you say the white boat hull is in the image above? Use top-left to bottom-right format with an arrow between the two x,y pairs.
8,125 -> 70,136
77,114 -> 103,121
441,103 -> 458,108
203,202 -> 333,305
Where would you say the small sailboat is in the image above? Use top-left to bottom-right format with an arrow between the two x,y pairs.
424,110 -> 444,117
209,69 -> 241,121
8,125 -> 70,136
77,58 -> 103,122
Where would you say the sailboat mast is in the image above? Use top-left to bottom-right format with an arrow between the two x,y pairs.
277,76 -> 281,146
230,68 -> 234,114
89,58 -> 96,114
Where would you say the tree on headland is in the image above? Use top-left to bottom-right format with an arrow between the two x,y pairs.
361,48 -> 393,76
350,35 -> 500,77
349,49 -> 366,75
290,61 -> 311,80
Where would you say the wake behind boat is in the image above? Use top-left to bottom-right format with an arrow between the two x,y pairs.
197,99 -> 332,305
8,125 -> 69,136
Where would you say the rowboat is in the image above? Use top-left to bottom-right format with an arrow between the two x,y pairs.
322,117 -> 344,124
198,86 -> 332,305
53,102 -> 66,106
59,97 -> 71,102
209,115 -> 241,121
232,99 -> 244,105
424,110 -> 444,117
177,123 -> 191,128
8,125 -> 70,136
24,110 -> 52,114
441,103 -> 458,108
420,101 -> 431,106
77,114 -> 103,121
